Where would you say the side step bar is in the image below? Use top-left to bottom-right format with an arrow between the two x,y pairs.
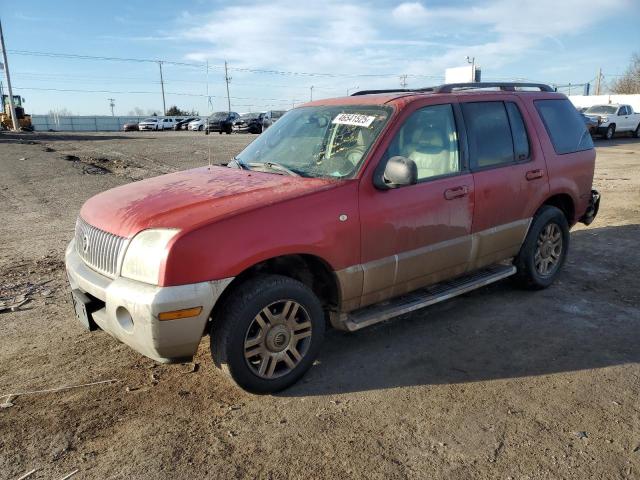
340,264 -> 517,332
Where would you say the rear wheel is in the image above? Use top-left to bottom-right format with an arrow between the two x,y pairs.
605,124 -> 615,140
210,275 -> 325,393
514,206 -> 569,289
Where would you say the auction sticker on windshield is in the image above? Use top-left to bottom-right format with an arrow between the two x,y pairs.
332,113 -> 376,128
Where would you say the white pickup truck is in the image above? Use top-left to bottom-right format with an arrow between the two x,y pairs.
584,104 -> 640,140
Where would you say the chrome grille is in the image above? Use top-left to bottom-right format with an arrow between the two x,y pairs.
75,217 -> 127,278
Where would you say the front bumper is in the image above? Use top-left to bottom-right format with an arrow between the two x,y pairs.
65,240 -> 232,363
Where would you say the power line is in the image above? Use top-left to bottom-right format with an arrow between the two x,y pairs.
8,48 -> 445,79
13,85 -> 303,102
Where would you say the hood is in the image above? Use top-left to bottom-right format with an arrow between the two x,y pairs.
80,166 -> 338,238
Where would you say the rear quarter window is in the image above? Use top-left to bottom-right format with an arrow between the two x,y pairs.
534,99 -> 593,154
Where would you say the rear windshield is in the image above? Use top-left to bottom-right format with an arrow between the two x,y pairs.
535,99 -> 593,154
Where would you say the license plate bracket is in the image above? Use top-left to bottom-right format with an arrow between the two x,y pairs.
70,290 -> 98,331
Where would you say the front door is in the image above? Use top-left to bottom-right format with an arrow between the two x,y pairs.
357,101 -> 475,308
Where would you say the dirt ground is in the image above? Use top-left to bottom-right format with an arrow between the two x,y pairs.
0,130 -> 639,480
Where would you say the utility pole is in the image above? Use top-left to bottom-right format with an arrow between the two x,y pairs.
224,61 -> 231,112
310,85 -> 314,101
0,18 -> 18,131
466,56 -> 476,82
158,61 -> 166,115
108,98 -> 115,116
595,67 -> 602,95
399,75 -> 408,88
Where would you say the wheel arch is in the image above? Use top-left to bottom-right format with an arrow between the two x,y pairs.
539,193 -> 575,226
208,253 -> 340,330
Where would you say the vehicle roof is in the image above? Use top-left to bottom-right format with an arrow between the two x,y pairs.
303,89 -> 566,109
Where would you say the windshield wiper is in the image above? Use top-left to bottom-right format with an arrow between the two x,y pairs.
229,156 -> 250,170
248,162 -> 300,177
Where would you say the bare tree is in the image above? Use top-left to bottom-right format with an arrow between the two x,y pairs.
609,53 -> 640,94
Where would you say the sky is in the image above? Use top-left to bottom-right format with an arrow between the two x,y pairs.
1,0 -> 639,116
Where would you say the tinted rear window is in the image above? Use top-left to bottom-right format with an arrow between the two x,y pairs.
461,101 -> 514,168
535,99 -> 594,154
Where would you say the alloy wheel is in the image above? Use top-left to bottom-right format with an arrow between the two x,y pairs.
534,223 -> 563,276
243,300 -> 312,379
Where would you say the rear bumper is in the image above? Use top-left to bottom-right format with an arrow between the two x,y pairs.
65,240 -> 233,363
579,189 -> 600,225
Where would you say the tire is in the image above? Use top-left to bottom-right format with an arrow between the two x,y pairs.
605,124 -> 615,140
210,274 -> 325,393
513,205 -> 570,290
633,123 -> 640,138
198,125 -> 204,131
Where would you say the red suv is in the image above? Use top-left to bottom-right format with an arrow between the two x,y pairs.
66,82 -> 600,393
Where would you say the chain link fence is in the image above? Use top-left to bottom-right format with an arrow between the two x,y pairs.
30,115 -> 147,132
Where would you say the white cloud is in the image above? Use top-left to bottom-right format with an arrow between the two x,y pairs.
175,0 -> 631,108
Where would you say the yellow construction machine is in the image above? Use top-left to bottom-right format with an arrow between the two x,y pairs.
1,94 -> 33,131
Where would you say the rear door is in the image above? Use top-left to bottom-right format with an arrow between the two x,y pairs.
459,96 -> 549,269
357,100 -> 475,308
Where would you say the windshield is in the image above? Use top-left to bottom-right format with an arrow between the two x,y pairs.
235,105 -> 391,178
210,112 -> 228,119
241,113 -> 259,120
585,105 -> 617,114
142,118 -> 157,122
272,111 -> 285,119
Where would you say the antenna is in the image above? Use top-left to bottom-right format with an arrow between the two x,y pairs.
206,60 -> 212,168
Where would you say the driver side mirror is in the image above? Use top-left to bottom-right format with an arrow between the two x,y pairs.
374,156 -> 418,190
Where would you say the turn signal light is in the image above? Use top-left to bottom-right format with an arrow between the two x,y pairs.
158,306 -> 203,321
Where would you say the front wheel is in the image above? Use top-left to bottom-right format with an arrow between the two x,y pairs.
633,123 -> 640,138
514,206 -> 569,290
198,125 -> 204,131
605,124 -> 615,140
210,275 -> 325,393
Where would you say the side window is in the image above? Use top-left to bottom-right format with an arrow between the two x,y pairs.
505,102 -> 530,161
461,101 -> 514,168
619,106 -> 628,116
535,99 -> 594,154
386,103 -> 460,181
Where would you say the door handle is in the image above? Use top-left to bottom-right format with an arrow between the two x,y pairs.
444,185 -> 469,200
526,169 -> 544,181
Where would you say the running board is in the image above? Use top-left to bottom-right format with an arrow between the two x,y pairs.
340,264 -> 517,332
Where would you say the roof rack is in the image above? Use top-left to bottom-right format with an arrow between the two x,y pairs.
350,89 -> 414,96
432,82 -> 554,93
350,82 -> 554,96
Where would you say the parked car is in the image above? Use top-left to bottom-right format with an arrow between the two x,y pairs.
262,110 -> 285,130
174,117 -> 198,131
122,122 -> 139,131
159,117 -> 177,130
232,112 -> 265,134
188,118 -> 206,131
66,82 -> 600,393
206,111 -> 240,134
138,117 -> 162,131
584,104 -> 640,139
580,113 -> 599,134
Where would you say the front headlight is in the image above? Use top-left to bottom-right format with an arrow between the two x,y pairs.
600,116 -> 608,123
121,229 -> 179,285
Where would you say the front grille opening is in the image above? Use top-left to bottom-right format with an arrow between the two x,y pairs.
75,217 -> 127,278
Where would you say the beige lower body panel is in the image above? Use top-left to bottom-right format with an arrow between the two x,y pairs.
336,218 -> 531,312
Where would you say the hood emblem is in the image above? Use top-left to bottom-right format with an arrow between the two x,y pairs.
82,233 -> 90,254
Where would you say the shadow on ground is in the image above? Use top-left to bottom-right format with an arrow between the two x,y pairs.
0,132 -> 145,143
283,224 -> 640,396
593,136 -> 640,147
